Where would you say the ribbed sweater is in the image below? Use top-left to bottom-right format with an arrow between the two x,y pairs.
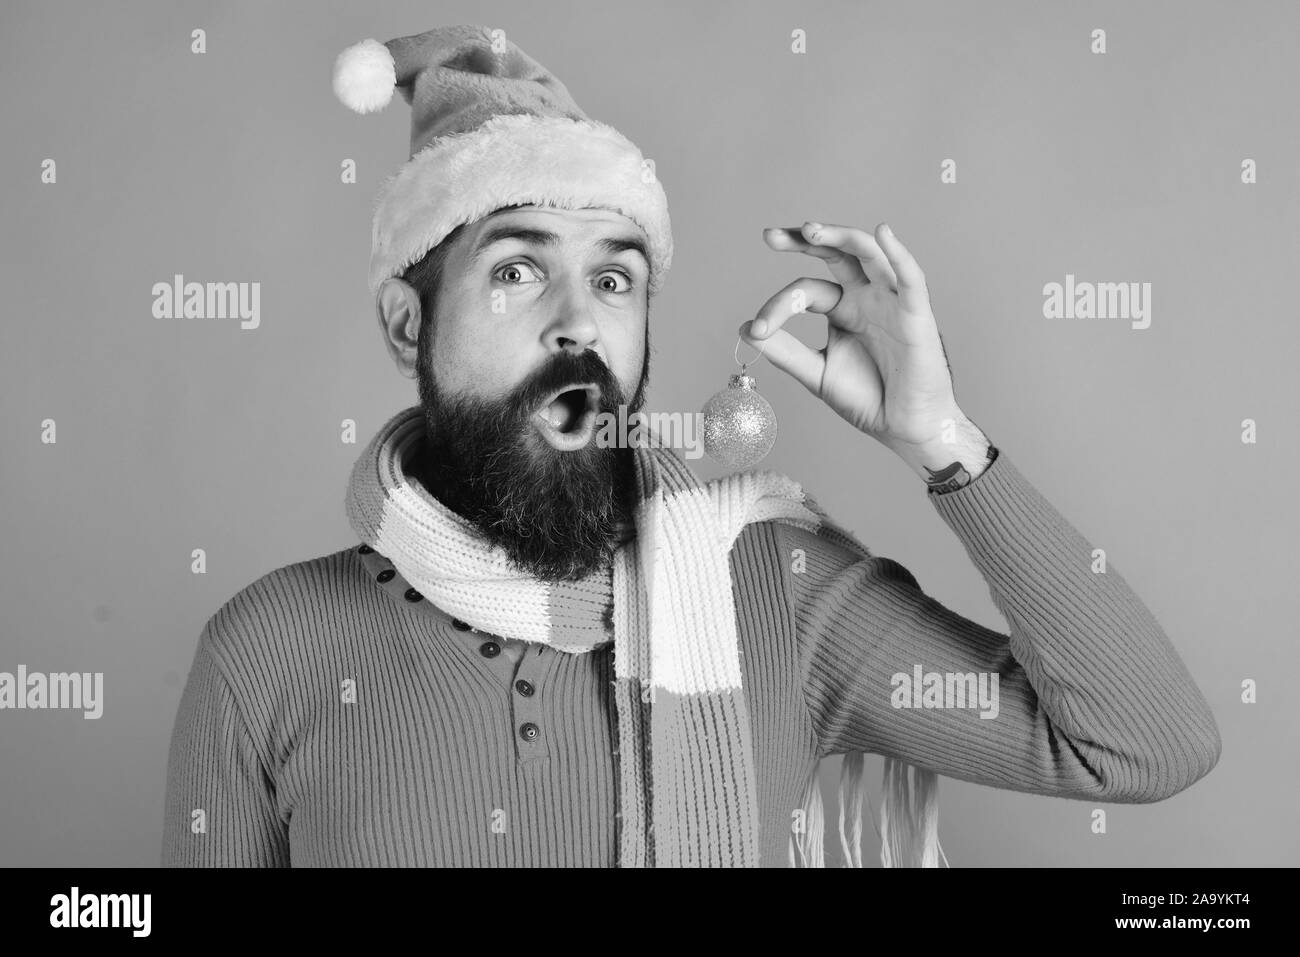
161,447 -> 1221,866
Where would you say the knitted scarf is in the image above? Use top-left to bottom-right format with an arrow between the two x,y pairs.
345,404 -> 947,867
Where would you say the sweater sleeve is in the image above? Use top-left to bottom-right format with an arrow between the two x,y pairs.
161,624 -> 290,866
787,446 -> 1221,804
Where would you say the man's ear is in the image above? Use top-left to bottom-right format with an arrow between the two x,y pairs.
376,277 -> 423,379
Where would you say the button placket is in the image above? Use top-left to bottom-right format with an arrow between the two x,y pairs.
510,644 -> 555,764
358,545 -> 559,764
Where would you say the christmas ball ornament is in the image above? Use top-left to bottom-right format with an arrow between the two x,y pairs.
702,338 -> 778,468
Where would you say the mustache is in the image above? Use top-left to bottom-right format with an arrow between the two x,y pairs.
508,350 -> 626,417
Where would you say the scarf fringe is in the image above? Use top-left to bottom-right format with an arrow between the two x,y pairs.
788,765 -> 825,867
789,755 -> 950,867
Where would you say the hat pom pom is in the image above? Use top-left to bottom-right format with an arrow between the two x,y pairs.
333,38 -> 396,114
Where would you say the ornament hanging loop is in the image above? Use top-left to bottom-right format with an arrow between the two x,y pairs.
734,335 -> 768,374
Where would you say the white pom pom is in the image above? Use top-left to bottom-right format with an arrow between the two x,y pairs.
333,38 -> 396,114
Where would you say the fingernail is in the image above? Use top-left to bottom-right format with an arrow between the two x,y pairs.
752,319 -> 767,335
882,223 -> 894,236
804,221 -> 822,233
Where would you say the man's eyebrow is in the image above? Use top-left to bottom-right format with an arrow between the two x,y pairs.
467,224 -> 650,270
595,235 -> 650,270
467,226 -> 559,268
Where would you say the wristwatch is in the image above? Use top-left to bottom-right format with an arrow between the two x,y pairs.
927,443 -> 999,496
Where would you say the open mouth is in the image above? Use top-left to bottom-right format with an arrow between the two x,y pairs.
532,383 -> 601,450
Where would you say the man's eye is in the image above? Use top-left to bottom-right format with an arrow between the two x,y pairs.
494,261 -> 543,284
596,270 -> 632,293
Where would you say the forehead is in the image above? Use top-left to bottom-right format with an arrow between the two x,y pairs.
458,204 -> 651,269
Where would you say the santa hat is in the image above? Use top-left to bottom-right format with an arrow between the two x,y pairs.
332,25 -> 674,301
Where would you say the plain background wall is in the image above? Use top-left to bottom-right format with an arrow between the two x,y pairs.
1,0 -> 1296,867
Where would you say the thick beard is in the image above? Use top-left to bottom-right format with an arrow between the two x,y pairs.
413,344 -> 648,582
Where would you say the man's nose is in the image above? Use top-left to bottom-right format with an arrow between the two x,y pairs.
543,282 -> 601,354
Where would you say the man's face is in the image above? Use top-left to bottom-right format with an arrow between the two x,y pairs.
410,205 -> 653,581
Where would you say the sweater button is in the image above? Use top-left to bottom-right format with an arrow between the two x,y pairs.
479,641 -> 501,658
519,722 -> 539,741
376,569 -> 395,583
515,679 -> 534,697
403,587 -> 423,603
358,544 -> 373,554
451,618 -> 472,631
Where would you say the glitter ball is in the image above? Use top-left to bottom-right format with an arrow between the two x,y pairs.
701,373 -> 778,469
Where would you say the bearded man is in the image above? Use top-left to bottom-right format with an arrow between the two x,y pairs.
161,25 -> 1220,868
